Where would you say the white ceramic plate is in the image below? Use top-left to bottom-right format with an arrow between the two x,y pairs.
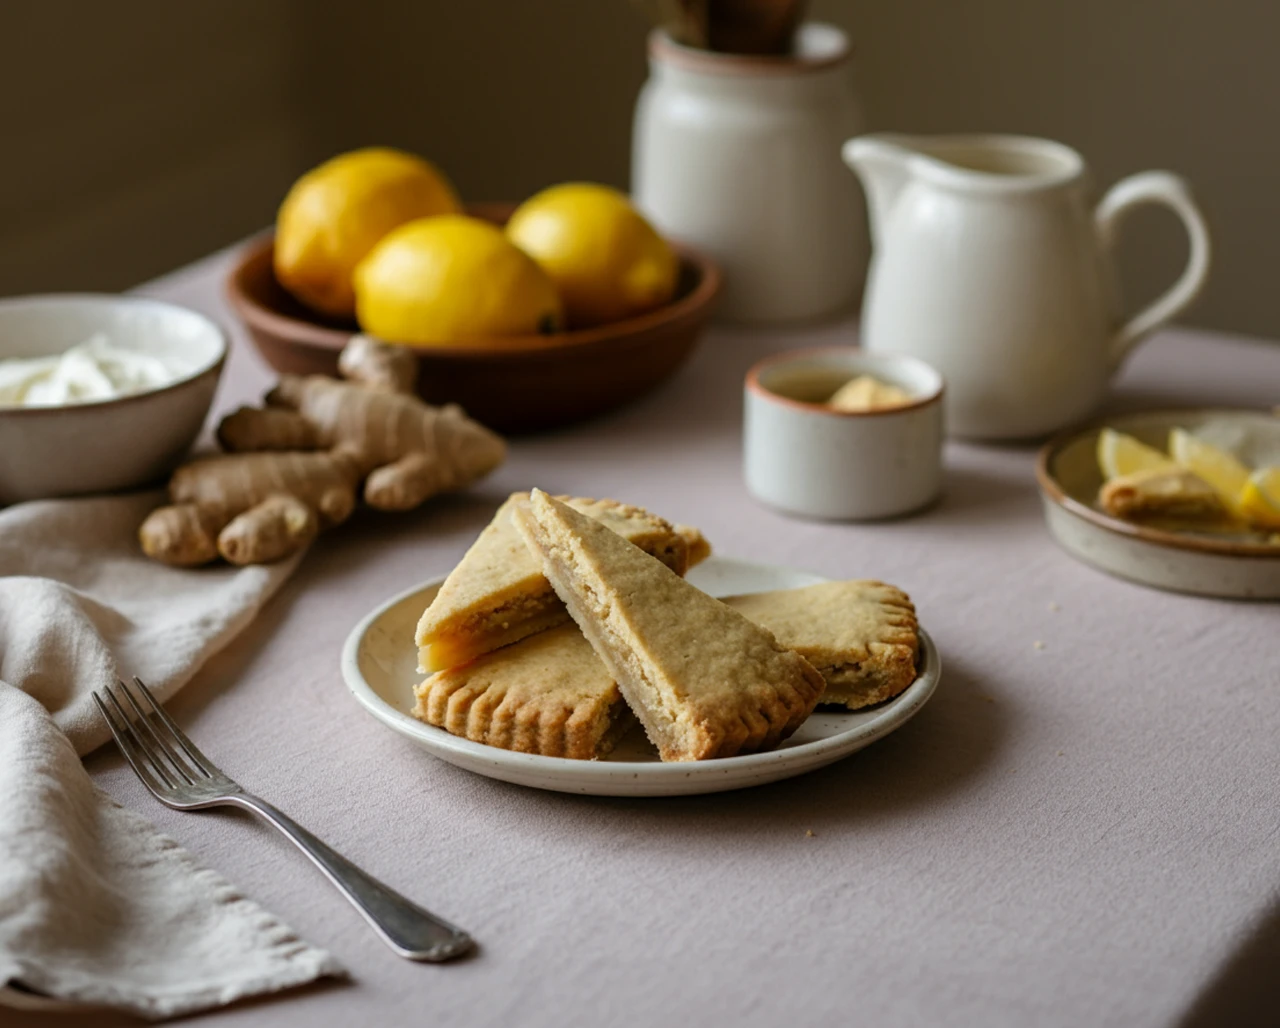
1036,409 -> 1280,599
342,557 -> 941,796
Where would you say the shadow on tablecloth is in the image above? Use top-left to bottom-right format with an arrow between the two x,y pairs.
1177,899 -> 1280,1028
0,973 -> 346,1028
932,461 -> 1042,529
524,653 -> 1013,824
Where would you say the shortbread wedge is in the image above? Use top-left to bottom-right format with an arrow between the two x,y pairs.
1099,467 -> 1225,521
723,581 -> 919,709
416,492 -> 695,672
513,489 -> 825,761
412,624 -> 634,760
675,524 -> 712,568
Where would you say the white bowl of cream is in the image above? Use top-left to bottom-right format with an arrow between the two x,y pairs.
0,294 -> 227,504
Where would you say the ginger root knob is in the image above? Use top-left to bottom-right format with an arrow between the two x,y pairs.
218,495 -> 319,565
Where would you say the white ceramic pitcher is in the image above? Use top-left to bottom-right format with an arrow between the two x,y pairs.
843,133 -> 1212,439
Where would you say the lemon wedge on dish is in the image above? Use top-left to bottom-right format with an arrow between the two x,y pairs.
1097,428 -> 1177,480
1241,466 -> 1280,529
1168,428 -> 1251,517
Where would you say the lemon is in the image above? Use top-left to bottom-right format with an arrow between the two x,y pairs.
506,183 -> 678,328
1096,428 -> 1177,480
275,147 -> 460,319
354,215 -> 562,346
1241,467 -> 1280,529
1168,428 -> 1251,517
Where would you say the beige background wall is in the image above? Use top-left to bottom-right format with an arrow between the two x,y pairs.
2,0 -> 1277,338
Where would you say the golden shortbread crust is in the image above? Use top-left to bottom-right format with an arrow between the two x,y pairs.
415,492 -> 697,672
514,489 -> 824,762
413,578 -> 920,757
412,623 -> 634,760
723,580 -> 919,709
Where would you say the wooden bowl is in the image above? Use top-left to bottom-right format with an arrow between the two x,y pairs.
224,205 -> 721,433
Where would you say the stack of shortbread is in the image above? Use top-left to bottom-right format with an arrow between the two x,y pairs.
412,490 -> 919,762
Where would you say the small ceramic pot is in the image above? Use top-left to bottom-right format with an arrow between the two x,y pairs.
632,23 -> 866,324
744,348 -> 944,519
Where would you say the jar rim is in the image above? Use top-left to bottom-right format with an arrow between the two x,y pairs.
649,23 -> 852,76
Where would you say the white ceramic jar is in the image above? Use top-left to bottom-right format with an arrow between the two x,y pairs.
632,24 -> 866,324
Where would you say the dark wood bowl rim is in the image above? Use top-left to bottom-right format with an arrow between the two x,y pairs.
226,229 -> 722,365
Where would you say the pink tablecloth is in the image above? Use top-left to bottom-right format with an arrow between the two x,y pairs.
17,249 -> 1280,1027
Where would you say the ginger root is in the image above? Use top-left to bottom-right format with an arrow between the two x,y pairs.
140,449 -> 361,566
218,375 -> 505,511
140,337 -> 505,566
337,333 -> 418,394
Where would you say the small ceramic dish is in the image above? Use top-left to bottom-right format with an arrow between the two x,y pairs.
743,347 -> 944,519
1036,408 -> 1280,599
225,204 -> 722,434
341,556 -> 942,797
0,294 -> 227,505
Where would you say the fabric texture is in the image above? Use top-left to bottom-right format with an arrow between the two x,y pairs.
5,250 -> 1279,1028
0,490 -> 342,1019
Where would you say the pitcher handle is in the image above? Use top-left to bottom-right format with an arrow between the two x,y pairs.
1095,171 -> 1211,372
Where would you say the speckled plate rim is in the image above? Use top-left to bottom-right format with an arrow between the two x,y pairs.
1035,408 -> 1280,560
340,557 -> 941,796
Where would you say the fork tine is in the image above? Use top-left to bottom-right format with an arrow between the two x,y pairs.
102,685 -> 179,790
116,679 -> 196,785
93,690 -> 174,795
131,676 -> 216,779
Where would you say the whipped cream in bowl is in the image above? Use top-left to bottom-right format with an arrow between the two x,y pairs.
0,332 -> 195,407
0,294 -> 227,503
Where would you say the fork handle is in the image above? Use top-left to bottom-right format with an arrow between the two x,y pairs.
229,794 -> 473,962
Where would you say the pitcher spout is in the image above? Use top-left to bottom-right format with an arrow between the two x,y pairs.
842,134 -> 919,247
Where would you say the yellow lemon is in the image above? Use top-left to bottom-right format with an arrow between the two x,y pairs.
275,147 -> 460,319
506,183 -> 678,328
1168,428 -> 1251,517
354,215 -> 562,346
1241,466 -> 1280,529
1096,428 -> 1177,480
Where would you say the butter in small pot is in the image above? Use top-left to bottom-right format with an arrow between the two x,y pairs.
826,374 -> 911,413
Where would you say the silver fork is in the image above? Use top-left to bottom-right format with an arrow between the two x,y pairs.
93,677 -> 473,963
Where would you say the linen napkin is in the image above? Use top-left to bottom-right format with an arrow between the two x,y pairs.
0,490 -> 344,1019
